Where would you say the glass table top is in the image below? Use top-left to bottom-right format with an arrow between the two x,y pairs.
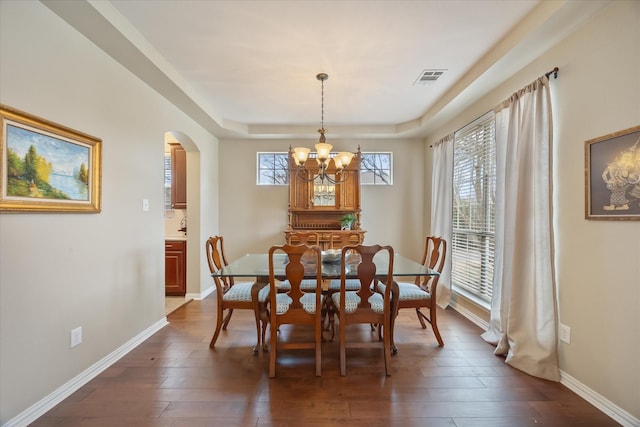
214,252 -> 438,279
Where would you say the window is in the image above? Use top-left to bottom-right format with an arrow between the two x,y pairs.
361,152 -> 393,185
257,151 -> 393,186
164,152 -> 172,210
257,152 -> 289,185
451,112 -> 496,304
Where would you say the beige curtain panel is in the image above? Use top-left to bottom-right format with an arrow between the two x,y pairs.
431,133 -> 454,308
482,76 -> 560,381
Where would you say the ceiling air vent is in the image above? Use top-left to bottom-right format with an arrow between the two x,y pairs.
414,69 -> 447,86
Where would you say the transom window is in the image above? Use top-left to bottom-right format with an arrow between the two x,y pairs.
257,151 -> 393,186
361,152 -> 393,185
257,152 -> 289,185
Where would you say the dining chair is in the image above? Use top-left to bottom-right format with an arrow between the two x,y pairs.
268,243 -> 323,377
206,235 -> 269,354
322,231 -> 364,339
377,236 -> 447,348
330,244 -> 395,376
282,231 -> 321,292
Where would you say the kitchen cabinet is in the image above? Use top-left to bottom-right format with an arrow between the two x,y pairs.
170,144 -> 187,209
165,240 -> 186,296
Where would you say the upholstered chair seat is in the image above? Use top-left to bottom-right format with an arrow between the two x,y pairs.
330,291 -> 384,314
223,282 -> 270,303
274,292 -> 323,315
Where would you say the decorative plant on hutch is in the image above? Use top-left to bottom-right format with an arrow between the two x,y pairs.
340,213 -> 357,230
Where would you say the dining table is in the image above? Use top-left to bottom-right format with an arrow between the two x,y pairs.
213,250 -> 439,354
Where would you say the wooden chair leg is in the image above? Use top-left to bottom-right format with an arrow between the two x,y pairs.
328,311 -> 336,342
383,321 -> 391,376
322,298 -> 336,341
252,308 -> 261,355
260,306 -> 269,351
388,312 -> 396,355
339,315 -> 347,376
269,322 -> 278,378
430,306 -> 444,347
222,309 -> 233,329
209,307 -> 224,348
415,308 -> 427,329
416,306 -> 444,346
315,318 -> 322,377
320,298 -> 329,341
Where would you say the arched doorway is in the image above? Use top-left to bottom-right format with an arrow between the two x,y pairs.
164,131 -> 199,312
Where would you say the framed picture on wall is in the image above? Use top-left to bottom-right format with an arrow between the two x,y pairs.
585,125 -> 640,220
0,104 -> 102,213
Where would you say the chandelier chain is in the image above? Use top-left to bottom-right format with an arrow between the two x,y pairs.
290,72 -> 353,184
320,76 -> 324,130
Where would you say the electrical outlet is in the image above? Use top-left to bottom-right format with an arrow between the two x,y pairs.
559,323 -> 571,344
142,198 -> 149,211
70,326 -> 82,348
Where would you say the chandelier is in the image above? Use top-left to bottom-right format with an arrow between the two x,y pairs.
291,73 -> 355,184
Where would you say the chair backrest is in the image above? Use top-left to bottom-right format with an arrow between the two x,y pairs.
205,235 -> 234,291
417,236 -> 447,292
205,236 -> 225,273
341,244 -> 394,308
269,243 -> 322,317
286,231 -> 321,246
328,231 -> 363,249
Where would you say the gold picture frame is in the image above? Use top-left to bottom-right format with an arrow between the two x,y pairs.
0,104 -> 102,213
585,125 -> 640,220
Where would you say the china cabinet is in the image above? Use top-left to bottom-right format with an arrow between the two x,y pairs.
285,146 -> 365,248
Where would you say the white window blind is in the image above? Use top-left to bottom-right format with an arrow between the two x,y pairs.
164,153 -> 172,210
452,112 -> 496,303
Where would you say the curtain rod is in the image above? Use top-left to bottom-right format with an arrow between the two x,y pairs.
545,67 -> 559,79
429,67 -> 560,148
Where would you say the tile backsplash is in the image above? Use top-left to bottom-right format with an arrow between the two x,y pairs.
165,209 -> 187,237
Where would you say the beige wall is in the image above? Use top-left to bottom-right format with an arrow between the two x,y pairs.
0,1 -> 219,422
1,0 -> 638,424
218,139 -> 426,262
425,1 -> 640,420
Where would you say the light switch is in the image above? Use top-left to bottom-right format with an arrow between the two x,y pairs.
142,199 -> 149,211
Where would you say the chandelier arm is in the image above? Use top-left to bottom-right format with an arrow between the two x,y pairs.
294,166 -> 318,183
324,168 -> 350,184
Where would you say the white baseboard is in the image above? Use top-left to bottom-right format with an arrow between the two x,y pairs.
4,318 -> 169,427
186,283 -> 214,300
560,370 -> 639,427
450,304 -> 639,427
448,298 -> 489,330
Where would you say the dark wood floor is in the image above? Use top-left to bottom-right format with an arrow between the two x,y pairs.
32,296 -> 619,426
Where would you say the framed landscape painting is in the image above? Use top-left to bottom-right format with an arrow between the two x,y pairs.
585,125 -> 640,220
0,104 -> 102,213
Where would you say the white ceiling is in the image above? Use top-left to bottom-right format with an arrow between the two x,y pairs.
43,0 -> 612,139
